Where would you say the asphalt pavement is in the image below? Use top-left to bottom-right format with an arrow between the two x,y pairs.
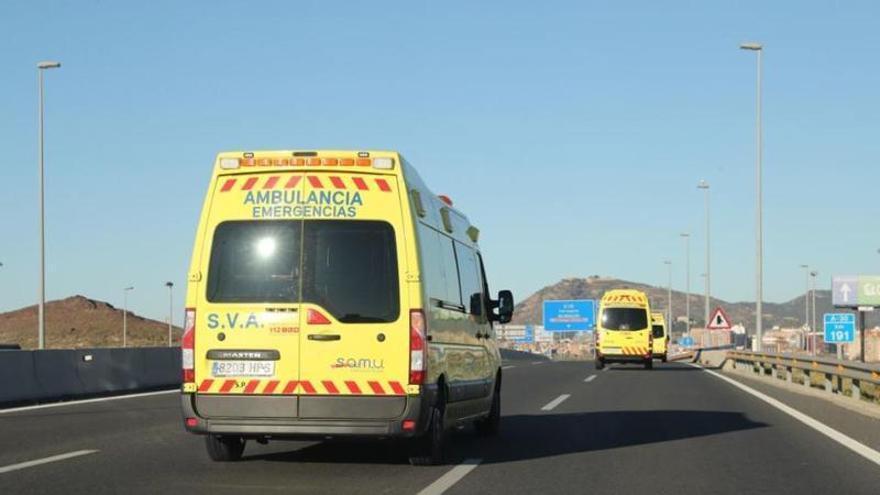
2,359 -> 880,494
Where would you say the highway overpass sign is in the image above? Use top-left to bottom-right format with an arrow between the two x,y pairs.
832,275 -> 880,307
824,313 -> 856,343
542,299 -> 595,331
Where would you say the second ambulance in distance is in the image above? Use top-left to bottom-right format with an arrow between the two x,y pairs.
180,150 -> 514,465
651,312 -> 668,362
595,289 -> 653,370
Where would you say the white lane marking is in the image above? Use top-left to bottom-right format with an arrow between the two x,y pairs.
689,364 -> 880,468
0,389 -> 177,415
584,374 -> 597,383
531,361 -> 544,365
416,458 -> 482,495
0,450 -> 98,474
540,394 -> 571,411
601,365 -> 611,371
502,365 -> 515,370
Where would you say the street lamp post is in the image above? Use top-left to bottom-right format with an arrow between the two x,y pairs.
37,60 -> 61,350
664,260 -> 672,336
123,286 -> 134,347
800,264 -> 810,351
810,271 -> 818,356
681,233 -> 691,338
698,180 -> 711,327
740,42 -> 763,350
165,282 -> 174,347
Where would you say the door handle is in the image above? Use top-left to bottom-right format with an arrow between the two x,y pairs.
308,334 -> 341,341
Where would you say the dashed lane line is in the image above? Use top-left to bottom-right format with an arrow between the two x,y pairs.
584,374 -> 597,383
416,458 -> 483,495
540,394 -> 571,411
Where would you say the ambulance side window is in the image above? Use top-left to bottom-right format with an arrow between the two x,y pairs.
418,223 -> 463,310
454,242 -> 485,321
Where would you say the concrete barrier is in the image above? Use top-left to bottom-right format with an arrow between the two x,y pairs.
500,348 -> 550,362
0,347 -> 180,408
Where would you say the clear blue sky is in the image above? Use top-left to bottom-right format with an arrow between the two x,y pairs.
1,1 -> 879,326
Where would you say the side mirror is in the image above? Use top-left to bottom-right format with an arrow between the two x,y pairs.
496,290 -> 514,324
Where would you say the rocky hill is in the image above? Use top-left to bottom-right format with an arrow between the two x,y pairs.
511,276 -> 844,332
0,295 -> 182,349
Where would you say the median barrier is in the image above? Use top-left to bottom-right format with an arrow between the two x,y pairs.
1,347 -> 181,408
500,349 -> 550,362
724,350 -> 880,405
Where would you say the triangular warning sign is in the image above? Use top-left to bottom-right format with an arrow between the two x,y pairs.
707,307 -> 732,330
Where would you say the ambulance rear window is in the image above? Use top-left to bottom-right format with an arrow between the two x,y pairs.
601,308 -> 648,331
206,220 -> 399,323
207,221 -> 301,303
301,220 -> 399,323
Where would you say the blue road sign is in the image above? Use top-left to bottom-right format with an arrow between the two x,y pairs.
824,313 -> 856,343
680,336 -> 695,347
542,300 -> 595,331
512,325 -> 534,343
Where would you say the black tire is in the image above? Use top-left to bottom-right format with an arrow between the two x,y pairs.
205,435 -> 245,462
661,354 -> 667,363
595,358 -> 605,370
644,359 -> 653,370
475,383 -> 501,436
409,405 -> 446,466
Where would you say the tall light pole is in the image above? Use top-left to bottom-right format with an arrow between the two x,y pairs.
740,42 -> 763,350
165,281 -> 174,347
800,264 -> 810,351
663,260 -> 672,335
37,60 -> 61,350
698,180 -> 711,326
681,233 -> 691,337
810,271 -> 818,355
123,286 -> 134,348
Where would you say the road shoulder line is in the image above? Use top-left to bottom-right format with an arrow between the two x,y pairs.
690,363 -> 880,468
0,389 -> 178,415
0,450 -> 99,474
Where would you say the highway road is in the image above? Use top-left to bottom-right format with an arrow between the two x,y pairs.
2,360 -> 880,494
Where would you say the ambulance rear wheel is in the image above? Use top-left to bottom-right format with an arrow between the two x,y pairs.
409,405 -> 447,466
595,358 -> 605,370
205,434 -> 246,462
644,359 -> 653,370
661,354 -> 668,363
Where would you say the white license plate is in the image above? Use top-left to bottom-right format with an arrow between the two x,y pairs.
211,361 -> 275,377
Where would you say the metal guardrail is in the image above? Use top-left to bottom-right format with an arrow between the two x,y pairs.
725,350 -> 880,405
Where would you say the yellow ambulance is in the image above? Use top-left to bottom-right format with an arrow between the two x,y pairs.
650,312 -> 668,362
595,289 -> 653,370
180,150 -> 513,465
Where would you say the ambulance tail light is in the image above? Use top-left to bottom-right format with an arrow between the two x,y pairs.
182,308 -> 196,383
409,309 -> 427,385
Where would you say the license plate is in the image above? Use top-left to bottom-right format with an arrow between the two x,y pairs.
604,347 -> 620,353
211,361 -> 275,377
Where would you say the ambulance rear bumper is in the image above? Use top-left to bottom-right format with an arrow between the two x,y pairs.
181,386 -> 435,439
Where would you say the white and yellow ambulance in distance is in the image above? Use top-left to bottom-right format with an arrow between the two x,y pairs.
594,289 -> 653,370
650,312 -> 668,363
180,150 -> 513,465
